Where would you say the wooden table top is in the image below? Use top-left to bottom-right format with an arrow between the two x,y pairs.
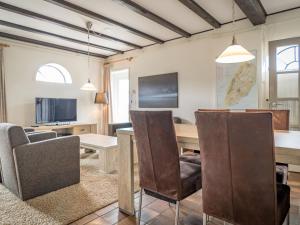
117,124 -> 300,151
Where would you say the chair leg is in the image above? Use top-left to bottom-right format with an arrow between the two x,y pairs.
138,189 -> 143,225
175,201 -> 180,225
203,213 -> 207,225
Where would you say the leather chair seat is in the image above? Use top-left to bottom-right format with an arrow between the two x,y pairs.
277,184 -> 290,225
180,161 -> 201,199
180,153 -> 201,165
180,154 -> 288,185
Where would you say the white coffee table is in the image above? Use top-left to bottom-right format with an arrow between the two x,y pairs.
79,134 -> 118,173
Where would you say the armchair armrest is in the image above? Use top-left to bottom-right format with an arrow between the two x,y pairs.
27,131 -> 57,143
13,136 -> 80,200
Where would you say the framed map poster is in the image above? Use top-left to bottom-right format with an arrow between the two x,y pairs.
216,51 -> 258,109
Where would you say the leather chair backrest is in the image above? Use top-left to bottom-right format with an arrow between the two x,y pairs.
246,109 -> 289,130
195,112 -> 277,225
130,111 -> 181,200
0,123 -> 29,195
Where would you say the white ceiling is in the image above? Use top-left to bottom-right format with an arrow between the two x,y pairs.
0,0 -> 299,58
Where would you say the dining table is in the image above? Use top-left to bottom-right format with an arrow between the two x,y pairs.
116,123 -> 300,215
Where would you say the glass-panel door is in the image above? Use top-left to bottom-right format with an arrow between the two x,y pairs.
269,38 -> 300,128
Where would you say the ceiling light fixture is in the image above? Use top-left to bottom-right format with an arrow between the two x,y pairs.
216,0 -> 255,64
81,21 -> 97,91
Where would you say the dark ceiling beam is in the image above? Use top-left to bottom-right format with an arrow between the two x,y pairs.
234,0 -> 266,25
0,20 -> 123,54
0,32 -> 108,58
0,1 -> 141,49
116,0 -> 191,38
178,0 -> 221,28
44,0 -> 164,44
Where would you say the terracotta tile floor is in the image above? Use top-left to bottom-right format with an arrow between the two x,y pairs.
70,172 -> 300,225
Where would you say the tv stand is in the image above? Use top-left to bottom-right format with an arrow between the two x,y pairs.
32,123 -> 97,135
44,122 -> 71,126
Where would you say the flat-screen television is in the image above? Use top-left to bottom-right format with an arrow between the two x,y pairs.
35,98 -> 77,124
138,72 -> 178,108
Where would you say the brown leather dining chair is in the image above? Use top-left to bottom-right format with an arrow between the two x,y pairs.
130,111 -> 202,225
195,111 -> 290,225
245,109 -> 290,130
246,109 -> 290,184
180,109 -> 229,166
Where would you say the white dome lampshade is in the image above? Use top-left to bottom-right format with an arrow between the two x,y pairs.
216,36 -> 255,63
80,79 -> 97,91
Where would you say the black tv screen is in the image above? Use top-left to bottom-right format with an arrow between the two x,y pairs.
35,98 -> 77,124
138,73 -> 178,108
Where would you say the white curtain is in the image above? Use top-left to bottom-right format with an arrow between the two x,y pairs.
0,48 -> 7,123
100,64 -> 112,134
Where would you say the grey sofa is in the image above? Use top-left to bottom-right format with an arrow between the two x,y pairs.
0,123 -> 80,200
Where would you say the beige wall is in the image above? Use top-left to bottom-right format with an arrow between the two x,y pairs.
1,41 -> 103,127
108,9 -> 300,123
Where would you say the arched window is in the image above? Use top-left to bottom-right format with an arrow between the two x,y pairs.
36,63 -> 72,84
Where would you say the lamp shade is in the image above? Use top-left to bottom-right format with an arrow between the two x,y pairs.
216,44 -> 255,63
80,79 -> 97,91
94,92 -> 108,104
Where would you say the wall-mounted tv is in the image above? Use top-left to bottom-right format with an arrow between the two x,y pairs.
35,98 -> 77,124
138,72 -> 178,108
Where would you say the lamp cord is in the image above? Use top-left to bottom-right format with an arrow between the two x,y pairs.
232,0 -> 236,44
232,0 -> 236,25
87,23 -> 90,82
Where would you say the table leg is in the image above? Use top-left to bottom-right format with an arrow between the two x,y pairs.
118,133 -> 135,215
99,148 -> 118,173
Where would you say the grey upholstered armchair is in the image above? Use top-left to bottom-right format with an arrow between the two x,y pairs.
0,123 -> 80,200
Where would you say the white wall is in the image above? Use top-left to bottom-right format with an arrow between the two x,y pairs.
108,9 -> 300,123
1,41 -> 103,127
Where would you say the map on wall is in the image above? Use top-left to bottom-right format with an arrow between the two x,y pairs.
216,51 -> 258,109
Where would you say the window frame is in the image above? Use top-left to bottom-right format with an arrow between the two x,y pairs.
36,63 -> 72,84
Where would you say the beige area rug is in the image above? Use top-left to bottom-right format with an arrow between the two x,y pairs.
0,152 -> 139,225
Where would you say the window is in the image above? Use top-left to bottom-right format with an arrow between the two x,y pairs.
275,44 -> 299,98
110,69 -> 129,123
36,63 -> 72,84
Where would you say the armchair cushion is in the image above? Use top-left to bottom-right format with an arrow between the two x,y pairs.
27,131 -> 57,143
23,128 -> 35,133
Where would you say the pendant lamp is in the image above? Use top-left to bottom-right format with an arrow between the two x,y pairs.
216,0 -> 255,63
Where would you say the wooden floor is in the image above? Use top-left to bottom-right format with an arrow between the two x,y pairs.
70,172 -> 300,225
